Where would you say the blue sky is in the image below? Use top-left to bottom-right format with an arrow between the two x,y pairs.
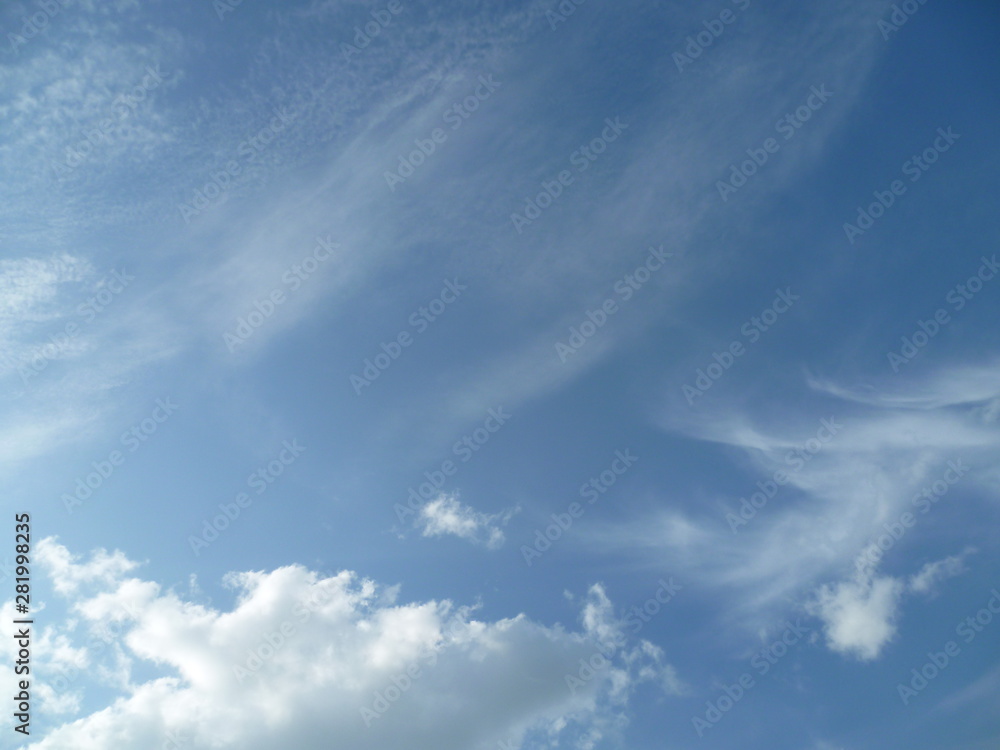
1,0 -> 999,748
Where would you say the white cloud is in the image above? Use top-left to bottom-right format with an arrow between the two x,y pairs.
0,0 -> 898,484
585,358 -> 1000,646
808,569 -> 904,661
804,548 -> 975,662
807,360 -> 1000,412
415,492 -> 517,549
0,596 -> 93,720
908,549 -> 975,596
36,537 -> 140,595
575,584 -> 685,704
8,539 -> 678,749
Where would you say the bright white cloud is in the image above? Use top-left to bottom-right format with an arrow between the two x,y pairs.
36,537 -> 140,595
806,548 -> 975,662
8,539 -> 677,749
808,569 -> 904,661
415,492 -> 517,549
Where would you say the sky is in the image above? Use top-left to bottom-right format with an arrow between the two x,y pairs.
1,0 -> 999,748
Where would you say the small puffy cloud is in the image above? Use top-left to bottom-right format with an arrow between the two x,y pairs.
909,549 -> 975,596
809,569 -> 904,661
809,548 -> 977,661
415,492 -> 517,549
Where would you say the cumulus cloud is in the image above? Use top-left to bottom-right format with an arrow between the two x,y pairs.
807,547 -> 975,662
808,569 -> 904,661
415,492 -> 518,549
6,538 -> 678,750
